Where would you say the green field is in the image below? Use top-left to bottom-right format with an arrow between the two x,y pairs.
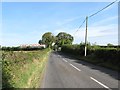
2,49 -> 50,88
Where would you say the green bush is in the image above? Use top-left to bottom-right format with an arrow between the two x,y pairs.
2,49 -> 50,88
93,48 -> 119,64
1,46 -> 44,51
61,44 -> 81,55
61,44 -> 92,56
61,44 -> 120,67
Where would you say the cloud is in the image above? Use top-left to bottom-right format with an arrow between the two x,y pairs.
101,2 -> 118,12
53,23 -> 117,45
53,29 -> 67,35
1,31 -> 43,46
55,16 -> 82,27
91,16 -> 118,26
74,24 -> 117,37
88,2 -> 117,17
2,23 -> 117,46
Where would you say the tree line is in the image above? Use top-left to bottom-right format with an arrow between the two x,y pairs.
38,32 -> 74,50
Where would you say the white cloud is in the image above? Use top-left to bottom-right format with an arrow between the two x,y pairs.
91,16 -> 118,26
53,29 -> 66,35
1,31 -> 43,46
53,23 -> 117,45
103,2 -> 118,11
1,23 -> 117,46
74,24 -> 117,37
55,16 -> 82,27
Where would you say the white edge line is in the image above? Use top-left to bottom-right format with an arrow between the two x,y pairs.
63,58 -> 68,62
70,63 -> 81,71
58,55 -> 61,57
90,77 -> 111,90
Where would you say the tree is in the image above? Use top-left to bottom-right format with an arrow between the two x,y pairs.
41,32 -> 55,48
38,40 -> 43,45
107,43 -> 114,47
55,32 -> 74,47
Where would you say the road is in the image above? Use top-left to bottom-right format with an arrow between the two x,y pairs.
41,51 -> 119,89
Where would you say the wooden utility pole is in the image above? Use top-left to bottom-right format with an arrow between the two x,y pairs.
85,16 -> 88,56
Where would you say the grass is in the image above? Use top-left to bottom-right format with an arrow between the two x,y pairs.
80,55 -> 119,71
2,49 -> 50,88
61,52 -> 119,71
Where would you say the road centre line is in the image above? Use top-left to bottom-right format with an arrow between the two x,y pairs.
58,55 -> 61,57
70,63 -> 81,71
56,54 -> 112,89
90,77 -> 111,90
63,58 -> 68,62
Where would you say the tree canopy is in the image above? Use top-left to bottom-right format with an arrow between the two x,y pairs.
38,32 -> 74,49
55,32 -> 74,46
41,32 -> 55,48
38,40 -> 43,45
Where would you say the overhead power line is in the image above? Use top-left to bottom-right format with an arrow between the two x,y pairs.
77,19 -> 86,31
74,0 -> 118,35
73,18 -> 86,35
89,0 -> 118,18
73,0 -> 119,56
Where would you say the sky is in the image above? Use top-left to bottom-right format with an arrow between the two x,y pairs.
1,1 -> 118,46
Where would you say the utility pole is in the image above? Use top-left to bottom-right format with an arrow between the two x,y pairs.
85,16 -> 88,56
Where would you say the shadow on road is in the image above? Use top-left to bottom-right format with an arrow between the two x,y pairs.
52,51 -> 119,81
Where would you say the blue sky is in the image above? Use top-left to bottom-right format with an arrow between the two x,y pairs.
1,2 -> 118,46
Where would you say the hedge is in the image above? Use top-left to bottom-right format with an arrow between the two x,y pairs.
1,46 -> 44,51
61,44 -> 120,66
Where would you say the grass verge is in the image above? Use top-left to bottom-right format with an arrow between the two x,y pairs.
81,55 -> 119,71
2,48 -> 50,88
60,52 -> 119,71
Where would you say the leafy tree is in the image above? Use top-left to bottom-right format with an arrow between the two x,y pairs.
107,43 -> 114,47
55,32 -> 74,47
42,32 -> 55,48
38,40 -> 43,45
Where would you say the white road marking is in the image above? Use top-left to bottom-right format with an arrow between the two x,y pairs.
63,58 -> 68,62
70,63 -> 81,71
58,55 -> 61,57
90,77 -> 111,90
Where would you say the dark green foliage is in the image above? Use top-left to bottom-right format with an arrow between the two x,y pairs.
38,40 -> 43,45
93,48 -> 119,64
1,46 -> 44,51
2,61 -> 14,88
61,44 -> 120,68
2,49 -> 50,88
21,46 -> 44,51
61,43 -> 91,56
55,32 -> 74,47
38,32 -> 74,49
107,43 -> 114,47
42,32 -> 55,48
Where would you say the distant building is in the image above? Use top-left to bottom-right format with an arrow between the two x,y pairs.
20,44 -> 46,48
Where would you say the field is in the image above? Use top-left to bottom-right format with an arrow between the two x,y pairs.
2,49 -> 50,88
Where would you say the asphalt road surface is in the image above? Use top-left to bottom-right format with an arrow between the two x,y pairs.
41,51 -> 119,89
